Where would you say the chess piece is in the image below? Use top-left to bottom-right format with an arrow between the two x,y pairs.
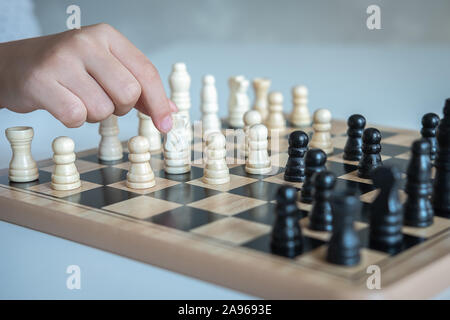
357,128 -> 382,179
138,112 -> 162,152
246,124 -> 272,174
284,130 -> 309,182
309,171 -> 336,232
126,136 -> 156,189
228,76 -> 250,128
164,113 -> 191,174
421,113 -> 440,161
202,132 -> 230,185
201,75 -> 221,138
326,193 -> 361,266
290,85 -> 311,127
252,78 -> 271,121
404,139 -> 433,227
265,91 -> 286,137
169,62 -> 192,141
310,109 -> 333,154
5,126 -> 39,182
343,114 -> 366,161
98,115 -> 123,161
51,136 -> 81,191
300,149 -> 327,204
369,166 -> 403,251
432,99 -> 450,218
241,110 -> 262,157
271,186 -> 303,257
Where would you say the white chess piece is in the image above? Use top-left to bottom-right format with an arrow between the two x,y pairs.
138,111 -> 162,151
202,132 -> 230,185
228,76 -> 249,128
246,124 -> 272,175
126,136 -> 156,189
164,113 -> 191,174
265,91 -> 286,137
5,126 -> 39,182
201,75 -> 221,138
290,85 -> 311,127
169,62 -> 192,141
241,110 -> 262,157
252,78 -> 271,121
51,136 -> 81,191
98,115 -> 123,161
310,108 -> 333,154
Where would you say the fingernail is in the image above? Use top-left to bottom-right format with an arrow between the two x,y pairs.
168,99 -> 178,112
160,115 -> 173,133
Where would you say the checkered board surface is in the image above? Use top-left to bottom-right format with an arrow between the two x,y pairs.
0,119 -> 449,299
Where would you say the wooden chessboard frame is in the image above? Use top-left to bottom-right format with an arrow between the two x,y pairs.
0,119 -> 449,299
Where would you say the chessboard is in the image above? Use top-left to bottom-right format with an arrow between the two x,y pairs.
0,119 -> 449,299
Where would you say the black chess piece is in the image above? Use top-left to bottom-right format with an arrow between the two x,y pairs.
343,114 -> 366,161
326,192 -> 361,266
300,149 -> 327,204
284,131 -> 309,182
369,166 -> 403,252
432,99 -> 450,218
421,113 -> 440,161
271,186 -> 303,257
404,139 -> 434,227
309,171 -> 336,232
358,128 -> 382,179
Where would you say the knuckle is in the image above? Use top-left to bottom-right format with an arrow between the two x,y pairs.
94,23 -> 116,35
117,81 -> 141,107
62,101 -> 87,128
87,101 -> 114,122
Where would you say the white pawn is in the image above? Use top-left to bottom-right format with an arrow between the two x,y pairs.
241,110 -> 262,157
201,75 -> 221,138
51,136 -> 81,191
138,111 -> 162,151
310,108 -> 333,154
265,91 -> 286,136
169,62 -> 192,141
202,132 -> 230,185
228,76 -> 250,128
290,85 -> 311,127
246,124 -> 272,175
98,115 -> 123,161
164,113 -> 191,174
126,136 -> 156,189
5,126 -> 39,182
252,78 -> 271,121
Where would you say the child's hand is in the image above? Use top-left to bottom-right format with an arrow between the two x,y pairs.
0,23 -> 177,132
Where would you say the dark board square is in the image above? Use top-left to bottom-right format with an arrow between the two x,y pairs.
383,157 -> 410,175
80,152 -> 129,165
357,227 -> 427,256
0,170 -> 51,189
62,185 -> 140,209
80,167 -> 127,185
379,131 -> 398,139
154,166 -> 204,182
235,202 -> 277,225
381,143 -> 410,157
335,178 -> 376,196
229,181 -> 281,201
148,206 -> 226,231
229,165 -> 283,178
242,233 -> 325,258
327,160 -> 358,177
147,183 -> 221,204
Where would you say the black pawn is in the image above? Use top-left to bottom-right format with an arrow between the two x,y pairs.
309,171 -> 336,232
421,113 -> 440,161
326,193 -> 361,266
343,114 -> 366,161
271,186 -> 303,257
404,139 -> 434,227
284,131 -> 309,182
369,166 -> 403,251
358,128 -> 382,179
432,99 -> 450,218
300,149 -> 327,204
